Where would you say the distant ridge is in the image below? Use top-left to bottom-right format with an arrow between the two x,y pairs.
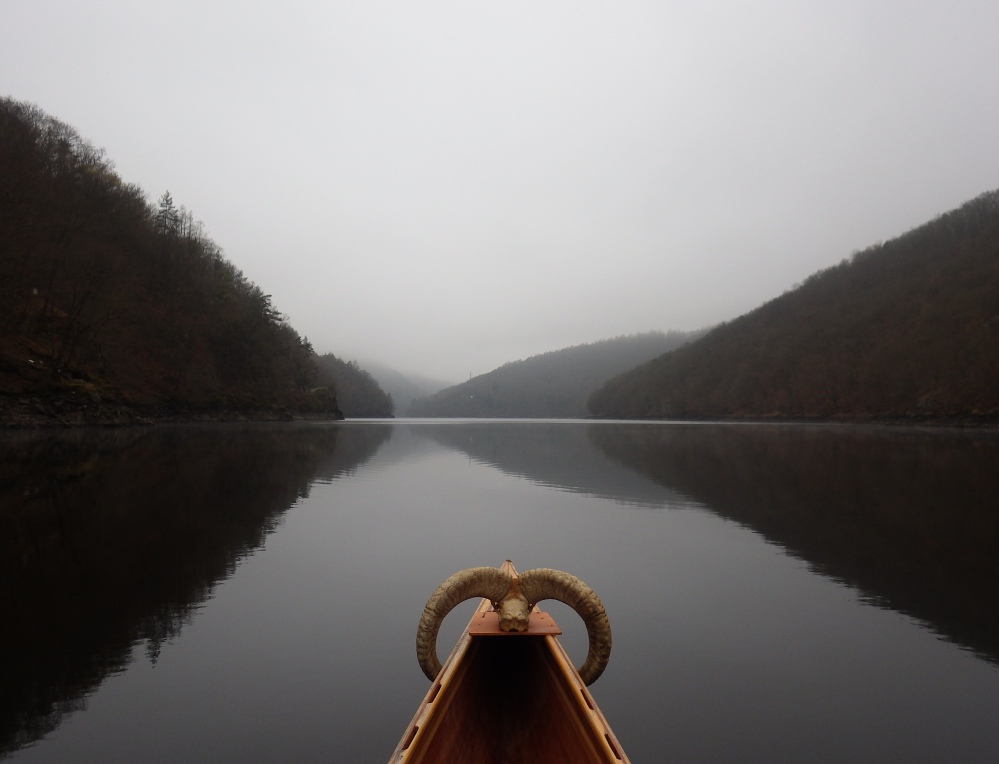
408,331 -> 700,418
589,190 -> 999,422
351,360 -> 454,416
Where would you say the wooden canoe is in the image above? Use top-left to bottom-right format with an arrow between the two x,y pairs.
389,573 -> 630,763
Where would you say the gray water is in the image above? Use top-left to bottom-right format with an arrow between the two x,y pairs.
1,420 -> 998,763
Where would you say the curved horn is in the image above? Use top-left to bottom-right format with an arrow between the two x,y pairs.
416,566 -> 512,680
519,568 -> 612,685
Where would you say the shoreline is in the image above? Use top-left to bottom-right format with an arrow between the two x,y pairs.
0,394 -> 345,429
3,395 -> 994,431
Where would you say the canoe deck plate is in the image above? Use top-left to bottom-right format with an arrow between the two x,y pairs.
467,609 -> 562,636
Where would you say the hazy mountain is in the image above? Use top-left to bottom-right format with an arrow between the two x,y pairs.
589,190 -> 999,422
408,331 -> 700,418
351,360 -> 454,416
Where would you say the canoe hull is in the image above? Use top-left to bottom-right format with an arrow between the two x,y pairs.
390,598 -> 628,763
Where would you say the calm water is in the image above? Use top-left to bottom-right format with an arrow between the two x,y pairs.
1,420 -> 998,763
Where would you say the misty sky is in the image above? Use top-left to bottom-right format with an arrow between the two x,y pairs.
4,2 -> 999,382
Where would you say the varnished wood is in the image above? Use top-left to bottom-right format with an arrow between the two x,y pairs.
389,563 -> 629,763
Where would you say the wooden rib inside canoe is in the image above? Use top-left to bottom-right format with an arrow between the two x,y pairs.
390,574 -> 630,763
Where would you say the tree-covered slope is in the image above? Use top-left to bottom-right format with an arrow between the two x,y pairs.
409,331 -> 699,418
589,191 -> 999,421
314,354 -> 393,418
0,98 -> 338,424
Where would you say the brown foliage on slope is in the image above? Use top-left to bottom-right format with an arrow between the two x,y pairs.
0,98 -> 335,423
589,191 -> 999,421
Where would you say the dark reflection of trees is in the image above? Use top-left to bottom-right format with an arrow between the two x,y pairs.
414,422 -> 685,507
589,423 -> 999,665
0,423 -> 390,756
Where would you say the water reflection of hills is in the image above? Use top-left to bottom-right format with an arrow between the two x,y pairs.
589,423 -> 999,666
412,421 -> 690,507
415,421 -> 999,665
0,423 -> 389,756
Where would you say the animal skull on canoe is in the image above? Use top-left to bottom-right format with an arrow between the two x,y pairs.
415,563 -> 612,686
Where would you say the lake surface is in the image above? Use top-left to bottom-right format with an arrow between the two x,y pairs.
2,420 -> 998,763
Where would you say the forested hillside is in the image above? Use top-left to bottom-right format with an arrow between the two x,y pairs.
409,331 -> 699,418
314,354 -> 393,417
589,191 -> 999,422
0,98 -> 340,425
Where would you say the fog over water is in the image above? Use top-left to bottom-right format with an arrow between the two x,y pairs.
4,2 -> 999,380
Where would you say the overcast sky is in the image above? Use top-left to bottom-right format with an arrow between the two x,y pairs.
4,1 -> 999,382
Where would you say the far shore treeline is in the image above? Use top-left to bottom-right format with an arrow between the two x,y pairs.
408,331 -> 703,418
0,97 -> 392,425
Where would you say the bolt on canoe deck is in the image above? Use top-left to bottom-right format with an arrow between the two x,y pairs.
389,596 -> 630,763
